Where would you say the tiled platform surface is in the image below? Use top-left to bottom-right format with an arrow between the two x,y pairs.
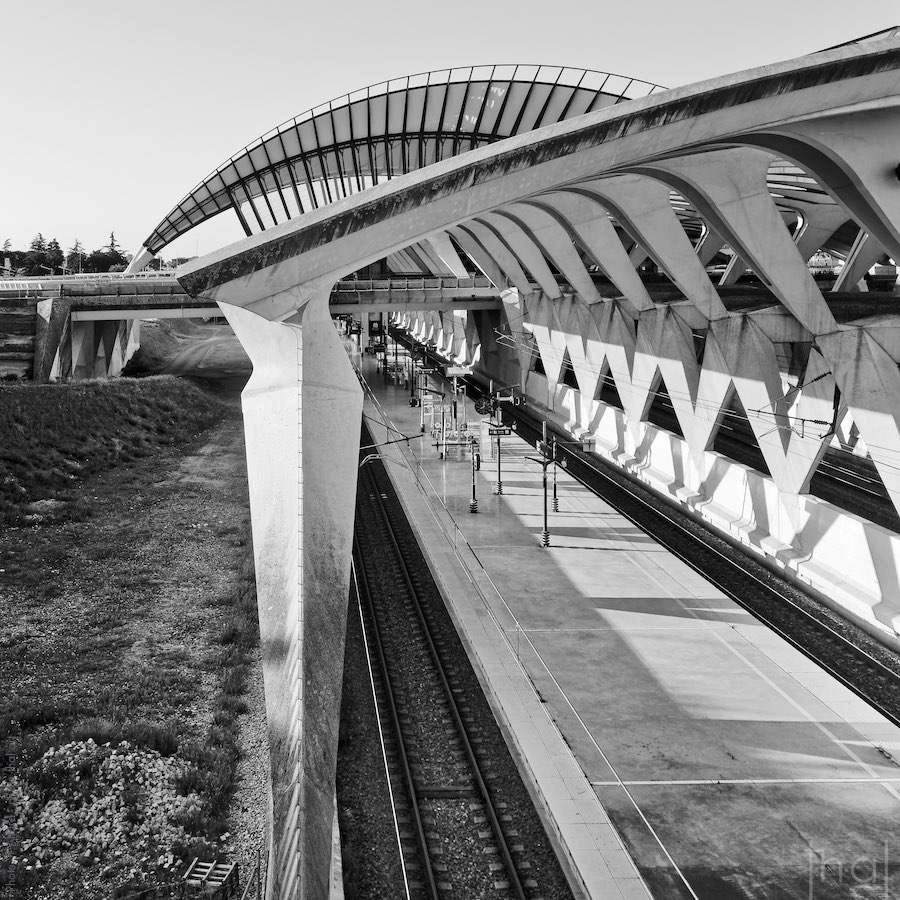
355,349 -> 900,900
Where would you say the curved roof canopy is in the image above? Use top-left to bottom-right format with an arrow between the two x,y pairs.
143,65 -> 666,255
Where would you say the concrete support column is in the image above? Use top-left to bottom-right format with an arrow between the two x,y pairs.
33,297 -> 73,383
498,288 -> 539,387
761,107 -> 900,264
412,239 -> 451,276
794,203 -> 849,264
71,320 -> 96,380
818,326 -> 900,523
504,203 -> 605,303
526,294 -> 569,400
462,313 -> 481,367
477,213 -> 562,299
832,230 -> 882,292
577,175 -> 727,320
718,253 -> 747,286
696,228 -> 726,266
220,293 -> 363,900
555,297 -> 600,412
637,147 -> 837,335
449,228 -> 509,289
427,232 -> 470,277
628,243 -> 649,268
536,192 -> 654,314
455,223 -> 532,295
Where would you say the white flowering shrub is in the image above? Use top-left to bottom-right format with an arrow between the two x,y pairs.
0,738 -> 205,882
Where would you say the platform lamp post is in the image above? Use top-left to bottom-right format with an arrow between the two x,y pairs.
495,426 -> 503,496
551,436 -> 559,512
526,421 -> 555,548
479,380 -> 522,496
469,441 -> 478,513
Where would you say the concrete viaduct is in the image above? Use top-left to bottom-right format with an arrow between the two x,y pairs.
37,32 -> 900,899
0,274 -> 499,381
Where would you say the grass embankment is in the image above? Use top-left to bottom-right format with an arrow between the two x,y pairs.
0,378 -> 260,899
1,377 -> 216,529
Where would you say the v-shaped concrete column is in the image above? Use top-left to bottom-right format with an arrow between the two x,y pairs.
832,230 -> 883,292
427,232 -> 470,278
634,305 -> 724,471
477,212 -> 562,299
758,107 -> 900,263
220,293 -> 362,900
495,288 -> 538,383
502,203 -> 605,304
455,223 -> 532,295
553,297 -> 600,415
818,325 -> 900,522
574,175 -> 727,320
585,300 -> 651,442
794,202 -> 850,264
635,147 -> 837,336
709,315 -> 832,502
525,293 -> 568,398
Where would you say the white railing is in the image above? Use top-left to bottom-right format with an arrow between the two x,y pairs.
333,276 -> 494,292
0,271 -> 176,286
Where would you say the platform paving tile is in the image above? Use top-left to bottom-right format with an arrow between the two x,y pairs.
359,365 -> 900,899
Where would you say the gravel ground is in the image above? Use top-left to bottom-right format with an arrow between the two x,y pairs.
224,646 -> 270,892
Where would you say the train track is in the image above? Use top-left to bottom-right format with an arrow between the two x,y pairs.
352,433 -> 573,900
501,401 -> 900,732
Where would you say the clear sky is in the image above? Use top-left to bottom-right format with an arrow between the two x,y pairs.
2,0 -> 897,261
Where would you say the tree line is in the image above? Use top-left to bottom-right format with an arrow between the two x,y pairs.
1,233 -> 135,275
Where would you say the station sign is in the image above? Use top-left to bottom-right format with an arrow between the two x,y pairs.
489,427 -> 512,436
446,366 -> 473,376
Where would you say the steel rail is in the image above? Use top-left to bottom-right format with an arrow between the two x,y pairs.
349,563 -> 413,900
352,527 -> 439,899
360,455 -> 529,900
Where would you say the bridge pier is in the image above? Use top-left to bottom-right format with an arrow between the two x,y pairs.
68,318 -> 139,380
219,294 -> 362,900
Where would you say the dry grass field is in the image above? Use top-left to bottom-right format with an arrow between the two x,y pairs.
0,376 -> 265,898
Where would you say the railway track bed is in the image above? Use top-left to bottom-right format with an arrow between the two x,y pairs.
336,424 -> 575,900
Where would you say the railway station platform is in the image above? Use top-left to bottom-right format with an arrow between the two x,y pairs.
353,346 -> 900,900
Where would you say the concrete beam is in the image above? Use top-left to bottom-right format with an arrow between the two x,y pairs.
70,307 -> 222,321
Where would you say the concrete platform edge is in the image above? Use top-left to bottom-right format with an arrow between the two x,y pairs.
363,388 -> 652,900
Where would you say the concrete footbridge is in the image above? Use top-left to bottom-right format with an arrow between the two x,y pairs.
36,31 -> 900,899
